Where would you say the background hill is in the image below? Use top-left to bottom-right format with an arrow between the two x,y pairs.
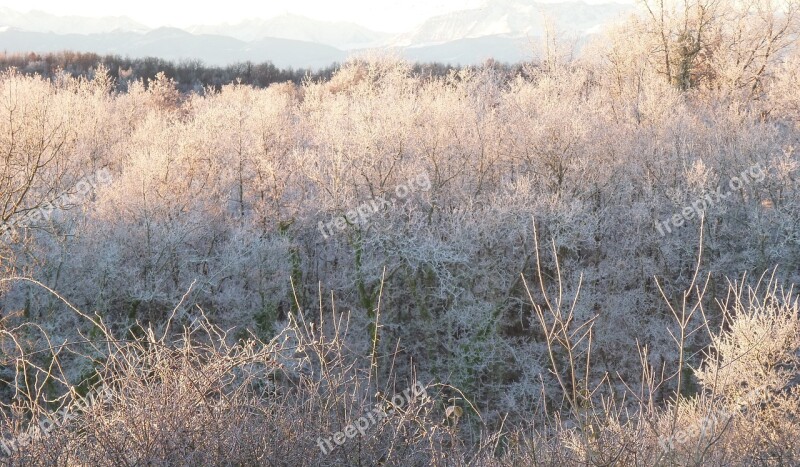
0,1 -> 634,67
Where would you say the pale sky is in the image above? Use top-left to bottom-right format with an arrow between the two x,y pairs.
0,0 -> 632,32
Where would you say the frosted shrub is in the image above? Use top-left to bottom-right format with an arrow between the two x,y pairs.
650,275 -> 800,465
695,277 -> 800,400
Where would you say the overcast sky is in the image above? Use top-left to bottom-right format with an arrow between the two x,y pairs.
0,0 -> 633,32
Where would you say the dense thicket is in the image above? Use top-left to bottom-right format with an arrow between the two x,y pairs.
1,1 -> 800,464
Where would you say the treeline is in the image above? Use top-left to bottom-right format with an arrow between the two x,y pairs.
0,51 -> 501,92
0,51 -> 332,91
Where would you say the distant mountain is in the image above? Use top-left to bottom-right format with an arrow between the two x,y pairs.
393,0 -> 633,47
0,2 -> 635,68
400,35 -> 535,65
0,7 -> 147,34
0,28 -> 347,69
187,14 -> 392,50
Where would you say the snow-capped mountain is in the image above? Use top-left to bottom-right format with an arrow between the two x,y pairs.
394,0 -> 633,47
0,7 -> 148,34
0,27 -> 346,69
0,2 -> 636,68
187,14 -> 392,50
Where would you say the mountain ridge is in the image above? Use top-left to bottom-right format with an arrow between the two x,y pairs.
0,2 -> 636,68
